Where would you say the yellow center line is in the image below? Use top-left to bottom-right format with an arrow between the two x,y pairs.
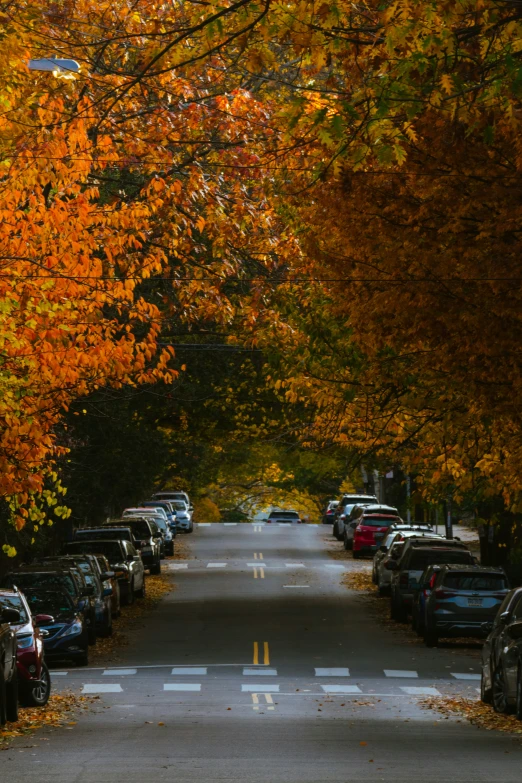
265,694 -> 274,704
260,567 -> 265,579
254,567 -> 258,579
254,553 -> 258,560
253,641 -> 259,665
259,553 -> 264,560
263,641 -> 270,665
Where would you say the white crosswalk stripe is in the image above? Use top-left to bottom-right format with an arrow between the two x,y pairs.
243,668 -> 278,676
285,563 -> 305,568
103,669 -> 137,676
164,684 -> 201,691
384,670 -> 418,678
315,668 -> 350,677
242,683 -> 280,692
321,685 -> 361,694
82,684 -> 122,693
169,563 -> 188,569
207,562 -> 227,568
171,667 -> 207,675
451,673 -> 481,680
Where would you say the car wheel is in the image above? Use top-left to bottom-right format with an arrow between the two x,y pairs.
424,626 -> 438,647
378,584 -> 389,597
516,665 -> 522,720
151,559 -> 161,575
20,662 -> 51,707
88,625 -> 97,646
481,663 -> 493,705
492,665 -> 512,714
5,669 -> 19,723
127,581 -> 135,605
353,550 -> 361,559
343,536 -> 350,551
136,578 -> 146,598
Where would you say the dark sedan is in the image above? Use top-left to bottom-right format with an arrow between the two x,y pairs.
481,586 -> 522,716
24,589 -> 90,667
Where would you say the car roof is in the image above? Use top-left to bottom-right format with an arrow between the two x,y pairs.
409,546 -> 472,554
67,538 -> 124,547
9,565 -> 75,574
0,588 -> 21,598
438,564 -> 505,573
406,536 -> 467,546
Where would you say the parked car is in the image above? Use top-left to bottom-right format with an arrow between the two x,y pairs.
421,565 -> 509,646
387,539 -> 475,621
480,586 -> 522,714
5,565 -> 97,644
152,491 -> 192,511
351,511 -> 402,558
23,589 -> 90,667
0,601 -> 21,724
36,555 -> 113,637
332,494 -> 377,541
170,500 -> 193,533
98,518 -> 161,573
322,500 -> 339,525
375,541 -> 406,595
140,500 -> 178,529
124,509 -> 176,552
64,539 -> 145,605
94,553 -> 121,618
0,588 -> 51,707
373,529 -> 443,588
73,525 -> 139,548
266,510 -> 303,524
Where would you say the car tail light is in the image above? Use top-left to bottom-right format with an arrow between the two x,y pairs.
399,573 -> 408,588
434,589 -> 457,599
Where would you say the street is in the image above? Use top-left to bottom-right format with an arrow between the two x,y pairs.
4,524 -> 522,781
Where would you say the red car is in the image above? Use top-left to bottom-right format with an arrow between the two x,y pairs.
0,588 -> 51,707
353,514 -> 402,559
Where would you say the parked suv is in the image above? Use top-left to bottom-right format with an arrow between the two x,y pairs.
266,510 -> 303,524
332,495 -> 377,541
422,565 -> 509,646
0,601 -> 20,724
73,525 -> 138,548
111,517 -> 162,573
351,510 -> 401,558
64,539 -> 145,605
0,587 -> 51,707
480,586 -> 522,713
388,540 -> 475,621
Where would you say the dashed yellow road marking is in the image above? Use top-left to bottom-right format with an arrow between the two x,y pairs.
253,567 -> 258,579
264,641 -> 270,665
251,693 -> 276,712
253,641 -> 259,665
259,567 -> 265,579
252,694 -> 259,711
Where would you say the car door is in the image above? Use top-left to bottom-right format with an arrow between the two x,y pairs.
127,543 -> 144,588
501,594 -> 522,694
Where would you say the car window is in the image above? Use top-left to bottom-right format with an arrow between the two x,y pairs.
24,591 -> 75,618
0,594 -> 29,623
408,550 -> 474,570
124,542 -> 137,557
67,541 -> 124,561
11,573 -> 78,598
442,573 -> 508,591
389,542 -> 404,558
127,520 -> 151,539
359,516 -> 399,527
511,594 -> 522,622
268,512 -> 299,520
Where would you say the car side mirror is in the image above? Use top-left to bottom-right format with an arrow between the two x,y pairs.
500,611 -> 511,623
385,561 -> 399,571
507,621 -> 522,640
81,586 -> 95,597
133,555 -> 141,562
1,607 -> 21,623
34,613 -> 54,625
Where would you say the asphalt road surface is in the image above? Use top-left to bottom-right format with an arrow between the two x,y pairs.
5,524 -> 522,781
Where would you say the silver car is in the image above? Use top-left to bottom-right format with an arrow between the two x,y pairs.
373,528 -> 443,593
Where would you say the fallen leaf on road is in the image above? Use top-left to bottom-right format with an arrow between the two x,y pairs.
419,696 -> 522,734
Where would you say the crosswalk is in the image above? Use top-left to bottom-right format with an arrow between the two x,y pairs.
167,562 -> 347,570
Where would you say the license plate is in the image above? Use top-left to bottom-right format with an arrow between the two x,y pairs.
468,598 -> 483,607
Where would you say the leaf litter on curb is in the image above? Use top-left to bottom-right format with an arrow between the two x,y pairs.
0,692 -> 98,747
419,695 -> 522,735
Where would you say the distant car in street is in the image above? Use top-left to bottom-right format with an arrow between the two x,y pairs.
421,565 -> 509,647
266,510 -> 304,524
0,587 -> 51,707
169,500 -> 194,533
480,586 -> 522,714
152,491 -> 192,512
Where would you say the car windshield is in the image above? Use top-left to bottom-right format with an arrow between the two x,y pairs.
360,516 -> 399,527
77,529 -> 131,542
10,572 -> 77,598
443,573 -> 508,591
66,542 -> 123,562
409,550 -> 474,569
0,594 -> 29,623
151,518 -> 167,532
173,501 -> 187,510
269,512 -> 299,519
24,591 -> 74,619
126,520 -> 151,539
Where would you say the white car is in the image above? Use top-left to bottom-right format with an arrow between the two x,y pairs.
170,500 -> 193,534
